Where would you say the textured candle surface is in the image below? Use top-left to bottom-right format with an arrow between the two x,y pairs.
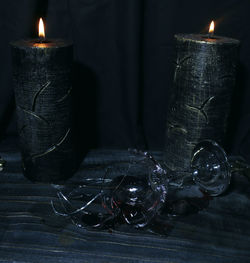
11,39 -> 78,183
164,34 -> 240,171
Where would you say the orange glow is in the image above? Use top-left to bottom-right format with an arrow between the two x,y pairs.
39,18 -> 45,38
209,20 -> 215,34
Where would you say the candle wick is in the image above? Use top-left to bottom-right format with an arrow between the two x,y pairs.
39,37 -> 45,43
208,32 -> 214,39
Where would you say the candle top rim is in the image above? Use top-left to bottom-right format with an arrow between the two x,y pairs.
175,34 -> 240,45
10,39 -> 73,48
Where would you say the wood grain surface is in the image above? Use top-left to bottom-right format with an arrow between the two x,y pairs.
0,140 -> 249,263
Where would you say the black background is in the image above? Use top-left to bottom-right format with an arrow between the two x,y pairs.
1,0 -> 250,158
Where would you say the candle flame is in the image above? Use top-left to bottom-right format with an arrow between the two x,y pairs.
39,18 -> 45,38
209,20 -> 215,34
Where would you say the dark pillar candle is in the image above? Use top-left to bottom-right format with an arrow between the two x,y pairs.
164,34 -> 240,171
11,39 -> 78,183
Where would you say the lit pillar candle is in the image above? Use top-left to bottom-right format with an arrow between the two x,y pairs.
11,18 -> 78,183
164,21 -> 240,171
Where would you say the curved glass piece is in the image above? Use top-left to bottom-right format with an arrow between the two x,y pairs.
51,140 -> 236,230
103,157 -> 167,228
51,156 -> 167,229
0,157 -> 6,172
191,140 -> 231,196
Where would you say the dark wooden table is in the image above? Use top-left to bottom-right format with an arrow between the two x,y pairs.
0,138 -> 250,263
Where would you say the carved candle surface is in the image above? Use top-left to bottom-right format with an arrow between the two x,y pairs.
164,33 -> 240,171
11,38 -> 78,183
